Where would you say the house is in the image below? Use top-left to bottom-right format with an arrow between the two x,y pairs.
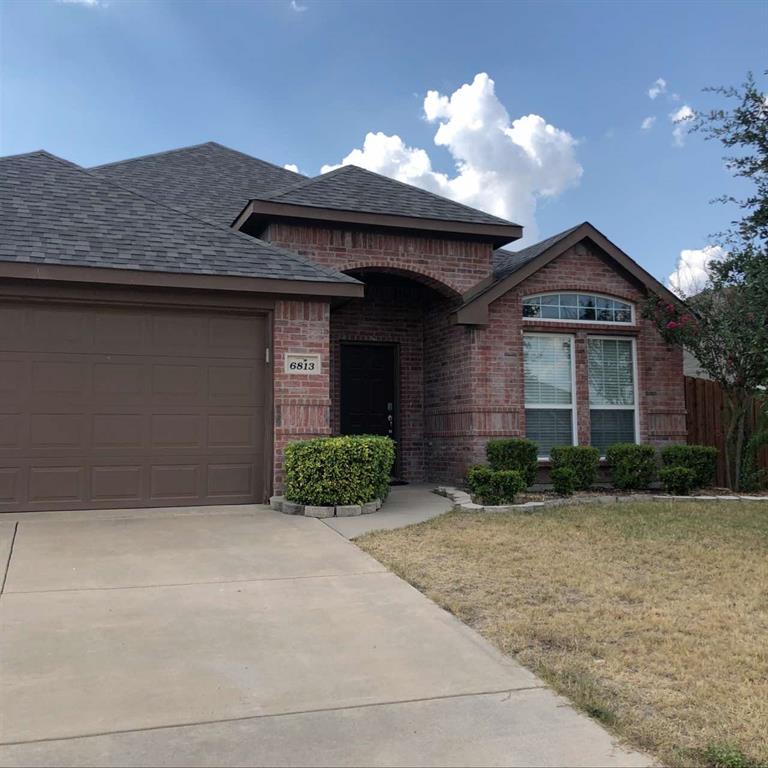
0,142 -> 686,512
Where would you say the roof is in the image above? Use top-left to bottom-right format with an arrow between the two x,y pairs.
261,164 -> 520,228
457,221 -> 681,325
91,142 -> 305,227
0,151 -> 359,290
492,224 -> 583,279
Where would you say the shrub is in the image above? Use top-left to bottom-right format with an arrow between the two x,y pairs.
660,466 -> 696,496
467,466 -> 525,505
551,466 -> 577,496
549,446 -> 600,490
486,438 -> 538,486
284,435 -> 395,506
605,443 -> 657,490
660,444 -> 718,488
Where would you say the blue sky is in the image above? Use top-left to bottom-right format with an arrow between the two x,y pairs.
1,0 -> 765,288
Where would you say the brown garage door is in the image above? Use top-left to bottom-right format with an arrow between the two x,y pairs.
0,299 -> 269,512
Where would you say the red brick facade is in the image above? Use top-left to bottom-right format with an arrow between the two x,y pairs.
268,224 -> 685,491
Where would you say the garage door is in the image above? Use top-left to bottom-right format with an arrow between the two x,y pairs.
0,300 -> 269,512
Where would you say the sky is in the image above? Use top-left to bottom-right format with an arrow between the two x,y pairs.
1,0 -> 766,291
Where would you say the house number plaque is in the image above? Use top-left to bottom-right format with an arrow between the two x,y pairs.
284,353 -> 321,374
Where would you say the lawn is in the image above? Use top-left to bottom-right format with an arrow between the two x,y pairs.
356,501 -> 768,768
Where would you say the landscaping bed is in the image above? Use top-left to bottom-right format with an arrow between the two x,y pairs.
356,500 -> 768,768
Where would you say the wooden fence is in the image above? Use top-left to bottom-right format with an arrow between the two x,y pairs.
684,376 -> 767,487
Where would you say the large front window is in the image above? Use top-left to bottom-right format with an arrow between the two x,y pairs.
588,337 -> 637,454
524,334 -> 575,457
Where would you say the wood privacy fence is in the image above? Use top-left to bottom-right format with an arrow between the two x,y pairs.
684,376 -> 767,487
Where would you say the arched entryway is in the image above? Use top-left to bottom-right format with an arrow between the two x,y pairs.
330,268 -> 462,483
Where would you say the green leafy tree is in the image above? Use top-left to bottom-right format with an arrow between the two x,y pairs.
644,72 -> 768,490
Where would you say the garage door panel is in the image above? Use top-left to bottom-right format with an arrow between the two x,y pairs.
92,414 -> 145,450
91,466 -> 143,503
1,299 -> 269,512
28,466 -> 85,504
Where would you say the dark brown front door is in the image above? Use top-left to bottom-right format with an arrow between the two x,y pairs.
340,344 -> 396,444
0,299 -> 268,512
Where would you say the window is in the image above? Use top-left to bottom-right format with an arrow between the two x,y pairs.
588,337 -> 637,454
522,293 -> 633,324
524,334 -> 575,457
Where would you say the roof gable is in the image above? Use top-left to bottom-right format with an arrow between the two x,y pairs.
457,221 -> 680,325
0,150 -> 359,292
261,164 -> 520,228
91,142 -> 304,227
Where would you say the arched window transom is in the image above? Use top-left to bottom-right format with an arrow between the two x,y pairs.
522,293 -> 634,324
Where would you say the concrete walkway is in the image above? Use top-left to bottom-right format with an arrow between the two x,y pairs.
0,504 -> 649,767
322,483 -> 452,538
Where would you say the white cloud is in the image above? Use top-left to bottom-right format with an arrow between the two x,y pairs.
667,245 -> 725,296
670,104 -> 694,146
320,72 -> 582,240
284,163 -> 301,174
290,0 -> 307,11
641,116 -> 656,131
648,78 -> 667,99
57,0 -> 102,5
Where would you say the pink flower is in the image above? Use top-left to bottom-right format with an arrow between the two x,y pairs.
667,304 -> 675,312
666,321 -> 678,330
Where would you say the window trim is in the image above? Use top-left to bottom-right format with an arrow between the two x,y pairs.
587,334 -> 641,456
522,292 -> 636,325
523,332 -> 578,460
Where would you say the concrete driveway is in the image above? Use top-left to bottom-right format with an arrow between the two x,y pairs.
0,505 -> 648,767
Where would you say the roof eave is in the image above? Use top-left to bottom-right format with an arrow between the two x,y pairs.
0,261 -> 364,299
233,200 -> 523,247
454,222 -> 681,326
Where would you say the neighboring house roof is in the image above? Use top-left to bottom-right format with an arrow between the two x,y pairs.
91,142 -> 305,228
262,165 -> 519,228
457,221 -> 682,325
0,151 -> 361,296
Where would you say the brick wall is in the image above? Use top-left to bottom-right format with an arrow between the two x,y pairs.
272,299 -> 331,492
264,222 -> 492,295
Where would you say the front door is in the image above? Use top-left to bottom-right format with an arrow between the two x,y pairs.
340,343 -> 397,457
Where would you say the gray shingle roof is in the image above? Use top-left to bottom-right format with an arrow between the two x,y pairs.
492,224 -> 582,279
0,151 -> 358,285
263,165 -> 520,227
91,142 -> 305,227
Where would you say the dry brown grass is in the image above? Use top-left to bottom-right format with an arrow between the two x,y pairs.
356,501 -> 768,767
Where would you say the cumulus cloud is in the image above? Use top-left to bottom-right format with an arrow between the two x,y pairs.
667,245 -> 725,296
290,0 -> 307,11
284,163 -> 301,174
648,78 -> 667,99
321,73 -> 582,239
641,116 -> 656,131
670,104 -> 695,146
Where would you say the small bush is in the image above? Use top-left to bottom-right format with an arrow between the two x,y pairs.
605,443 -> 657,490
549,446 -> 600,490
284,435 -> 395,506
660,466 -> 696,495
466,465 -> 494,502
551,466 -> 577,496
486,438 -> 537,486
701,742 -> 758,768
661,444 -> 718,488
467,466 -> 525,505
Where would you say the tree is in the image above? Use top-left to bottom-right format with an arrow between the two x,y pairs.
644,72 -> 768,490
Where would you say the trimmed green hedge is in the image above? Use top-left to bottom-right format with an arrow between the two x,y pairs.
467,465 -> 525,505
551,466 -> 577,496
660,444 -> 718,488
284,435 -> 395,506
660,466 -> 696,495
486,438 -> 538,486
549,446 -> 600,490
606,443 -> 657,490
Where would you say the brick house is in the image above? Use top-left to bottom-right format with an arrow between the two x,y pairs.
0,143 -> 685,512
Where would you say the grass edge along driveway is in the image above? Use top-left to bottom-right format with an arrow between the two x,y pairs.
356,501 -> 768,768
